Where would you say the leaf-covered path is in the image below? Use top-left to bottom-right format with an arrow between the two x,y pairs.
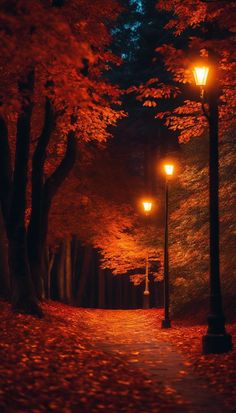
0,301 -> 235,413
82,309 -> 232,413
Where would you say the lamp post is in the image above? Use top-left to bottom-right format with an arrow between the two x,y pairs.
142,201 -> 152,309
161,164 -> 174,329
193,65 -> 232,354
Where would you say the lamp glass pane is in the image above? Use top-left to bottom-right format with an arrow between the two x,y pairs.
193,66 -> 209,86
143,202 -> 152,212
164,164 -> 174,176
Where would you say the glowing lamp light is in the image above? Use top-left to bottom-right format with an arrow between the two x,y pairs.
164,164 -> 174,176
142,201 -> 152,213
193,66 -> 209,86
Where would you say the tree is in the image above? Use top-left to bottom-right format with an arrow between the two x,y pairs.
169,133 -> 236,316
133,0 -> 236,142
130,0 -> 236,320
47,0 -> 177,292
0,0 -> 124,314
48,140 -> 164,288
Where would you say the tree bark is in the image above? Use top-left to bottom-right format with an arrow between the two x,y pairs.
0,117 -> 11,299
41,130 -> 77,261
65,236 -> 72,303
27,98 -> 54,298
0,208 -> 10,298
98,268 -> 105,308
76,245 -> 93,306
57,241 -> 66,301
7,71 -> 42,316
71,236 -> 79,303
88,249 -> 98,308
27,100 -> 77,299
46,247 -> 55,299
0,117 -> 12,222
106,269 -> 113,309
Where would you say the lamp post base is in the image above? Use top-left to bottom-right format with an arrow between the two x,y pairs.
202,333 -> 232,355
143,294 -> 150,309
161,318 -> 171,329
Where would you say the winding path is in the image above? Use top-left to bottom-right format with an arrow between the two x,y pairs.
82,309 -> 228,413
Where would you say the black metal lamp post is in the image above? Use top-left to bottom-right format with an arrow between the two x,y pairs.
142,201 -> 152,309
143,250 -> 150,309
193,65 -> 232,354
161,164 -> 174,328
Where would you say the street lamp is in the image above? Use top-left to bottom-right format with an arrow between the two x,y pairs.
161,163 -> 174,329
193,64 -> 232,354
142,200 -> 152,309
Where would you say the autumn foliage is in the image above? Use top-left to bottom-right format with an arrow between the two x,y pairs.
0,0 -> 125,313
124,0 -> 236,315
0,0 -> 235,316
48,141 -> 163,283
0,4 -> 236,408
132,0 -> 236,142
168,134 -> 236,314
0,300 -> 235,412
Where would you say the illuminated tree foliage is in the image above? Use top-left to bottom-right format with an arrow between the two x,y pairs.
0,0 -> 124,314
48,141 -> 163,289
1,0 -> 235,314
169,134 -> 236,314
130,0 -> 236,313
132,0 -> 236,142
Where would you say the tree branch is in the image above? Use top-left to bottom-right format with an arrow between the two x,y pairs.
33,98 -> 55,164
28,97 -> 54,238
45,131 -> 77,201
161,113 -> 203,118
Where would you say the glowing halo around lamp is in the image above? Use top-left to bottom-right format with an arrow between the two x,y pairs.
142,201 -> 152,213
164,164 -> 174,176
193,66 -> 209,86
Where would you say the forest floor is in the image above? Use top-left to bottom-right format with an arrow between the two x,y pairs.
0,300 -> 235,413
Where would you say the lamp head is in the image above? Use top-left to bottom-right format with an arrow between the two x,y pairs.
142,201 -> 152,213
164,164 -> 174,176
193,66 -> 209,86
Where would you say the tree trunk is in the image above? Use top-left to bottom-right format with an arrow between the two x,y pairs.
8,231 -> 41,315
71,236 -> 79,303
76,245 -> 93,306
65,236 -> 72,303
7,72 -> 42,316
0,208 -> 10,298
27,101 -> 77,301
27,98 -> 54,298
38,131 -> 77,297
123,275 -> 129,309
46,247 -> 55,299
98,268 -> 105,308
106,269 -> 113,309
57,241 -> 65,301
0,116 -> 12,300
